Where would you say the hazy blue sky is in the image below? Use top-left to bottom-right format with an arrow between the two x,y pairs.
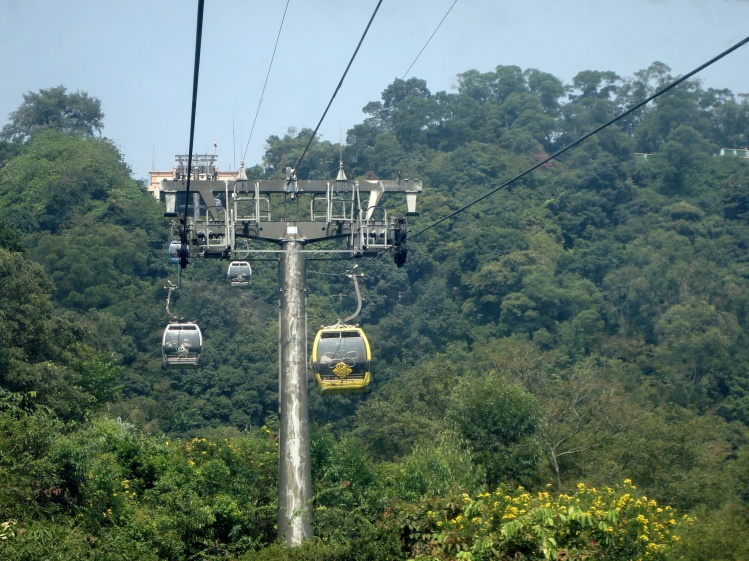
2,0 -> 749,180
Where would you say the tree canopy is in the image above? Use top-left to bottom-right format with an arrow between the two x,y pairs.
2,64 -> 749,558
1,85 -> 104,144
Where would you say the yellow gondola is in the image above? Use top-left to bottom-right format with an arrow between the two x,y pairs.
311,321 -> 371,394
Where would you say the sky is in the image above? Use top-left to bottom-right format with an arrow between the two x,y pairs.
2,0 -> 749,181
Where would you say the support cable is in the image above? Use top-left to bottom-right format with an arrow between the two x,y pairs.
290,0 -> 383,179
401,0 -> 458,80
242,0 -> 290,165
407,33 -> 749,241
179,0 -> 206,269
340,33 -> 749,275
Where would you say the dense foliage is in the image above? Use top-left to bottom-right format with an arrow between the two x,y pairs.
2,60 -> 749,558
0,85 -> 103,144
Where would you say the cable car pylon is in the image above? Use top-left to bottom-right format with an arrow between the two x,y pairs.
158,159 -> 421,545
277,240 -> 313,541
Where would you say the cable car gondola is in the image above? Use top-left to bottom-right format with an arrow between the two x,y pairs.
311,321 -> 371,394
168,241 -> 184,265
227,261 -> 252,287
162,322 -> 203,368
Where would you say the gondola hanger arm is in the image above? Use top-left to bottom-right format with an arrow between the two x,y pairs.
342,273 -> 363,324
164,281 -> 182,321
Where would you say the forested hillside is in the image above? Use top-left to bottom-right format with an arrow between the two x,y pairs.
1,64 -> 749,559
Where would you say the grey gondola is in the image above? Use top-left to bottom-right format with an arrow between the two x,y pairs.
168,241 -> 182,264
227,261 -> 252,287
162,323 -> 203,368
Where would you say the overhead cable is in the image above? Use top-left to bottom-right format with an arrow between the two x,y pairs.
242,0 -> 290,165
402,0 -> 458,80
291,0 -> 383,178
179,0 -> 206,269
408,33 -> 749,241
341,33 -> 749,275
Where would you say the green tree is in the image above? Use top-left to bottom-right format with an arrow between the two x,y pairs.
1,85 -> 104,143
446,371 -> 542,488
534,362 -> 638,488
560,70 -> 622,141
0,130 -> 137,233
353,348 -> 463,460
654,300 -> 736,408
650,125 -> 718,194
395,434 -> 486,501
672,503 -> 749,561
583,407 -> 736,511
261,127 -> 339,179
0,219 -> 23,252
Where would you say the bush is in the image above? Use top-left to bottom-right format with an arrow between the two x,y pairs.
395,480 -> 688,560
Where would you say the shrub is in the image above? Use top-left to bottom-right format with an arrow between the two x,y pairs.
395,480 -> 688,560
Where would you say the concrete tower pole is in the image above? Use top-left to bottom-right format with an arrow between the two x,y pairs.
277,239 -> 313,544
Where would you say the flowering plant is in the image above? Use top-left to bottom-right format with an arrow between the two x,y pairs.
397,480 -> 688,561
